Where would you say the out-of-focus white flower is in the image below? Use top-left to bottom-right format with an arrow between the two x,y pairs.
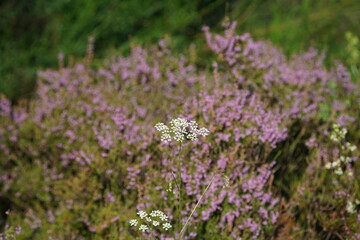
340,156 -> 352,164
330,124 -> 347,142
332,160 -> 340,168
129,219 -> 138,226
145,217 -> 152,222
325,162 -> 332,169
139,224 -> 149,232
152,221 -> 160,227
346,142 -> 357,152
346,201 -> 356,214
163,222 -> 172,231
325,160 -> 341,170
155,118 -> 209,143
334,168 -> 343,175
326,124 -> 356,176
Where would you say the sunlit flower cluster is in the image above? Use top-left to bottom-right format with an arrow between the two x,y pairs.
129,210 -> 172,233
329,124 -> 348,143
129,219 -> 138,226
326,124 -> 357,176
346,200 -> 356,214
155,118 -> 209,143
139,224 -> 148,232
137,210 -> 148,219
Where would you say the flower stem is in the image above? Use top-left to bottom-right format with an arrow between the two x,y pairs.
176,144 -> 183,239
179,174 -> 216,239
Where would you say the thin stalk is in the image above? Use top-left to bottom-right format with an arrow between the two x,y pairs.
151,229 -> 154,240
179,174 -> 216,239
176,144 -> 183,239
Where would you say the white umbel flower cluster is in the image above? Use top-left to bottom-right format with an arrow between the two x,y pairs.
155,118 -> 209,143
129,219 -> 138,226
137,210 -> 148,219
139,224 -> 148,232
154,123 -> 172,142
129,209 -> 172,233
149,210 -> 167,219
163,222 -> 172,231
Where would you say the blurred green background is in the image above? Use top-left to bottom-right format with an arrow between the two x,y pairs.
1,0 -> 359,102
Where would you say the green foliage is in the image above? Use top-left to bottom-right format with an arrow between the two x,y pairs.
1,0 -> 360,101
345,31 -> 360,81
0,0 -> 227,101
230,0 -> 360,60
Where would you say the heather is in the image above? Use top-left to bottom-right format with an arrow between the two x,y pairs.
0,22 -> 359,239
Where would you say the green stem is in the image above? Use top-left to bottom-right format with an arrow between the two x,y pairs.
179,174 -> 216,239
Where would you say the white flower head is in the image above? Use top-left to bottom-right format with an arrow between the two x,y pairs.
170,118 -> 188,142
155,118 -> 209,143
163,222 -> 172,231
155,122 -> 170,132
137,210 -> 148,219
139,224 -> 149,232
155,123 -> 172,142
161,133 -> 172,142
129,219 -> 138,226
150,210 -> 164,217
132,209 -> 170,233
150,211 -> 157,217
159,213 -> 168,222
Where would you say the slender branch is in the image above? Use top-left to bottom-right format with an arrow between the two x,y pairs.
151,228 -> 154,240
179,173 -> 216,239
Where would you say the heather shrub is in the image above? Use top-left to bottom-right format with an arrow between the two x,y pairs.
0,22 -> 359,239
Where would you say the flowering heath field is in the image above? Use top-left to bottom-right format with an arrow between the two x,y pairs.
0,21 -> 359,239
